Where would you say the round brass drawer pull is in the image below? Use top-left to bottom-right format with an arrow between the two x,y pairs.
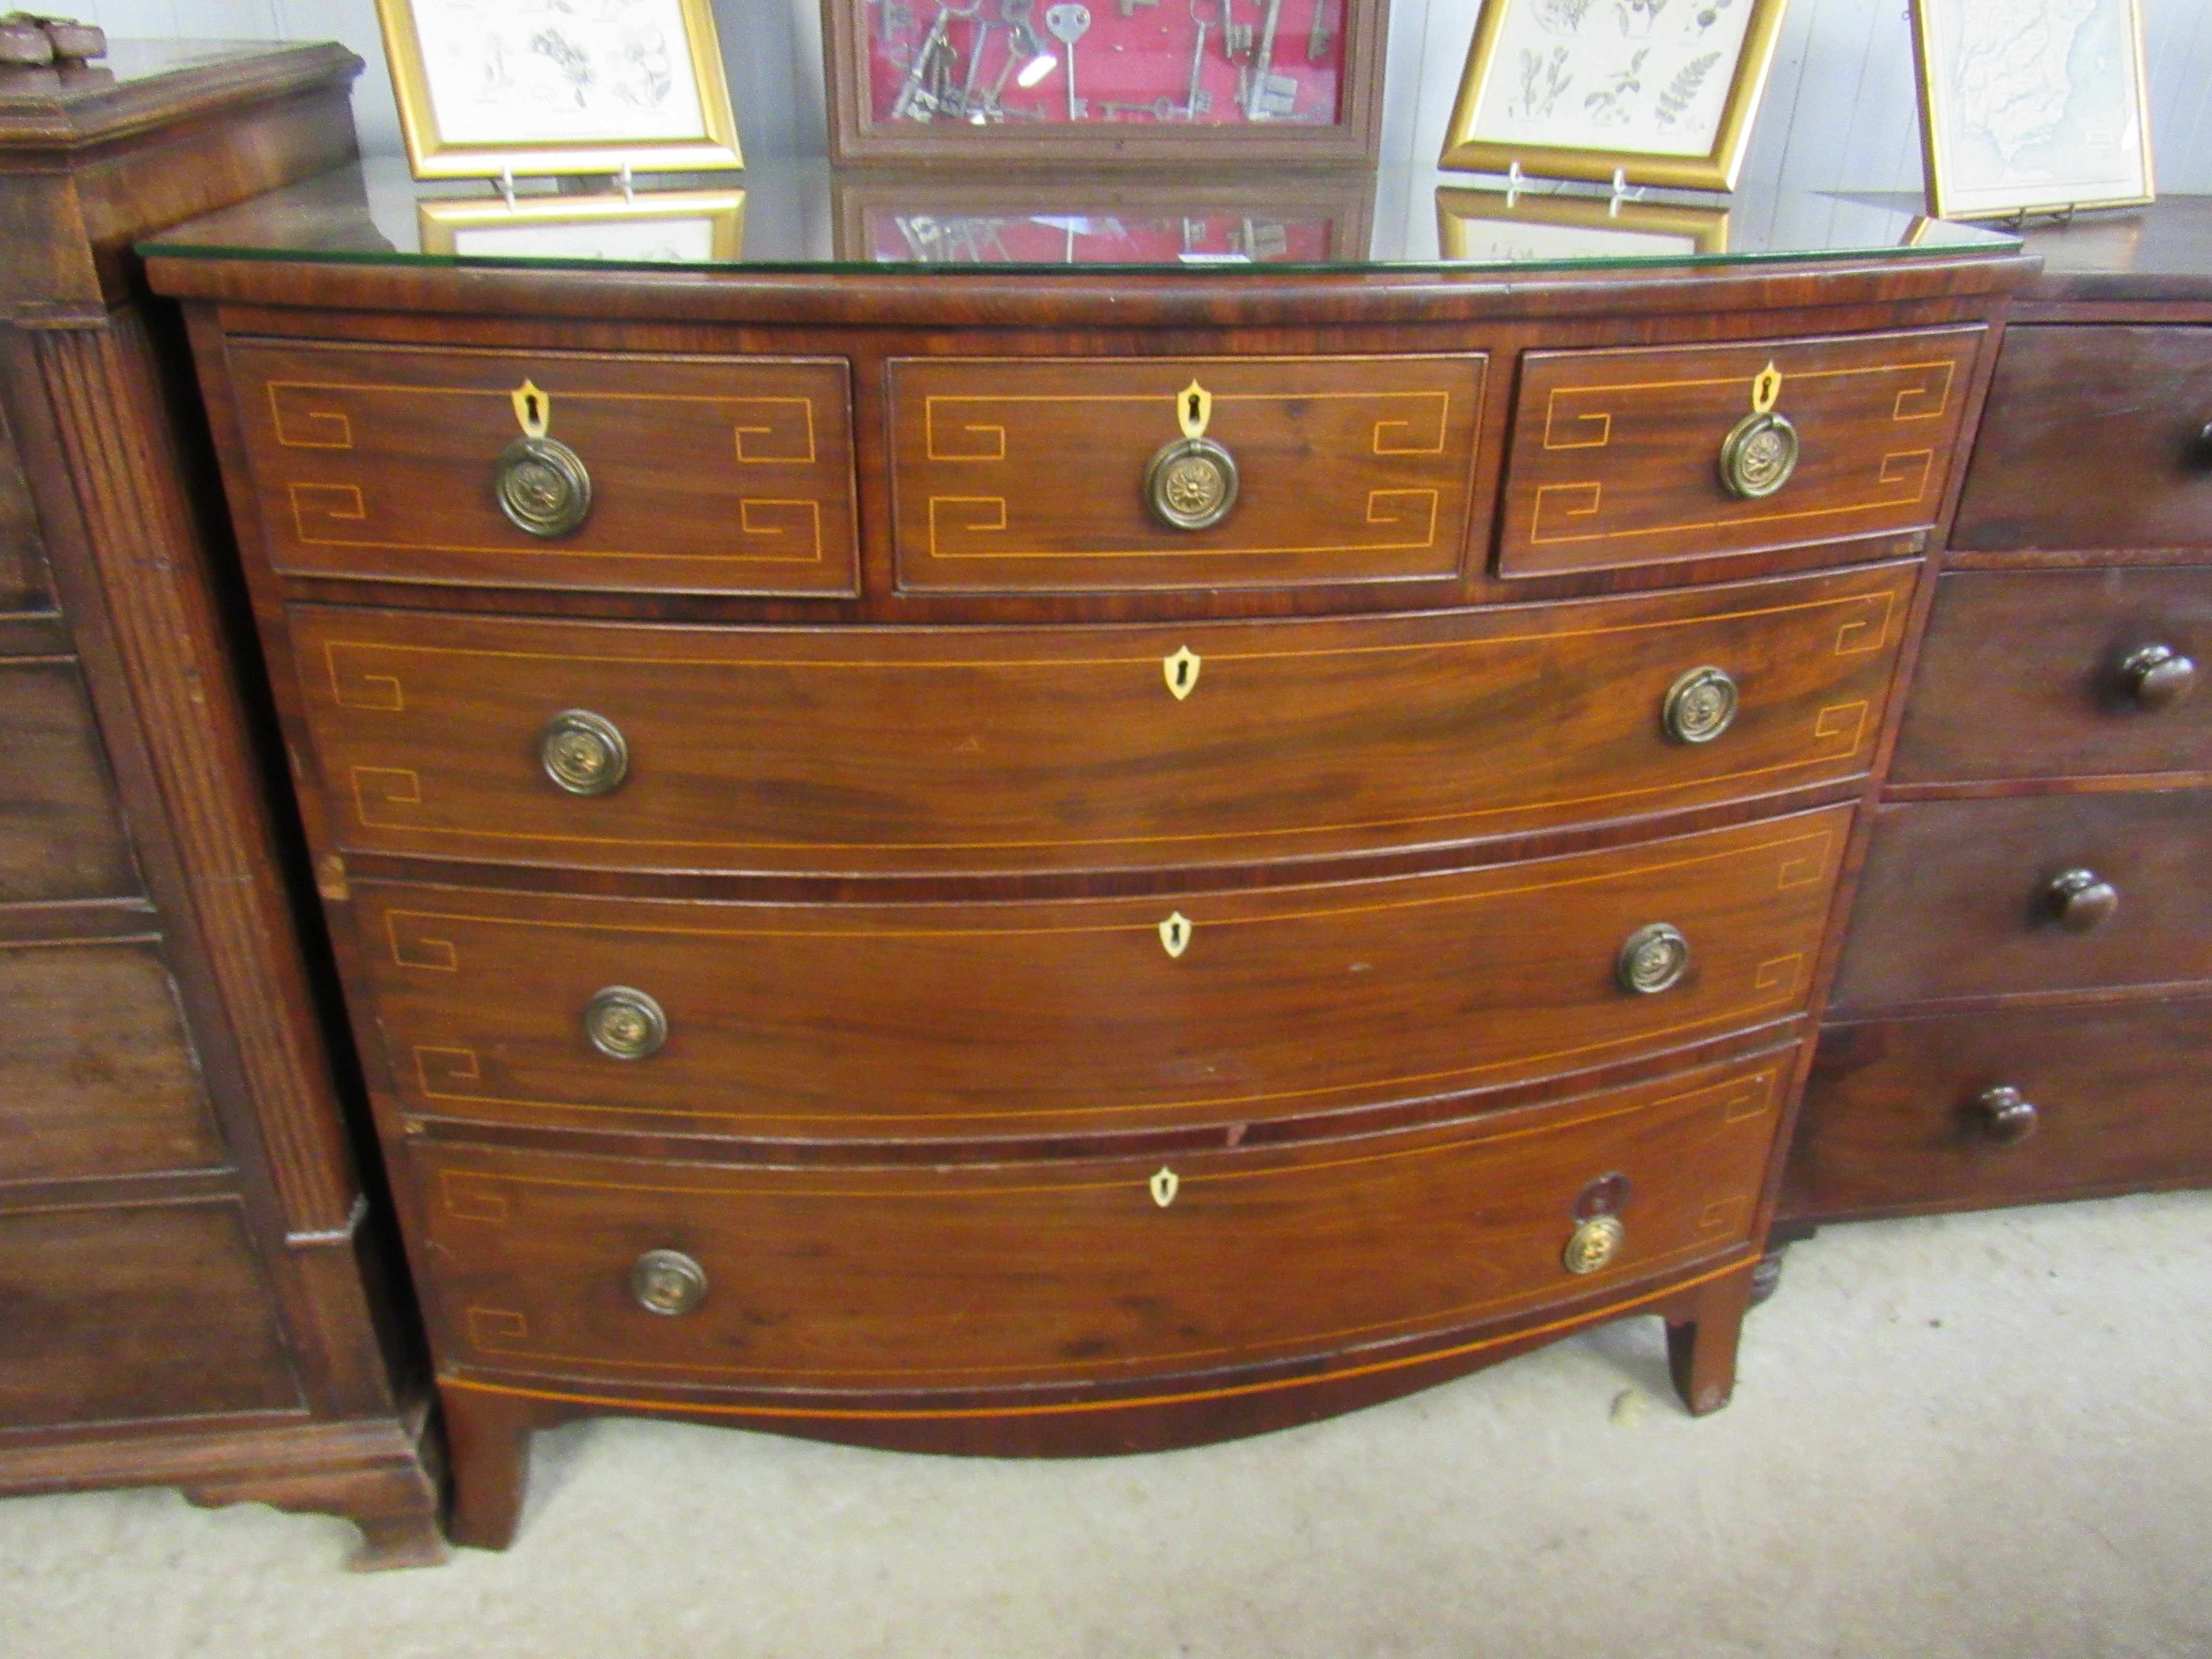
1563,1214 -> 1624,1275
1718,409 -> 1800,499
2045,868 -> 2118,934
2120,644 -> 2196,711
540,709 -> 628,797
1663,665 -> 1740,744
1617,922 -> 1692,995
1144,435 -> 1239,531
1972,1084 -> 2040,1146
494,435 -> 593,538
584,985 -> 668,1061
630,1248 -> 707,1316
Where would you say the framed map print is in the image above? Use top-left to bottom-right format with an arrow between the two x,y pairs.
1911,0 -> 2153,219
376,0 -> 743,179
1438,0 -> 1791,190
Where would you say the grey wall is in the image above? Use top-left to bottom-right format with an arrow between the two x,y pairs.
79,0 -> 2212,192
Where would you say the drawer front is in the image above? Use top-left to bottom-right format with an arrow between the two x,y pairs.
0,1200 -> 299,1428
0,939 -> 224,1187
1833,792 -> 2212,1012
293,565 -> 1907,878
358,807 -> 1847,1140
225,340 -> 858,596
887,354 -> 1486,592
1953,325 -> 2212,553
1499,328 -> 1984,577
417,1050 -> 1786,1393
1891,568 -> 2212,786
1786,999 -> 2212,1221
0,659 -> 138,904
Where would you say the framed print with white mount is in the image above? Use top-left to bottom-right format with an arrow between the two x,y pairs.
1911,0 -> 2152,220
822,0 -> 1388,168
1438,0 -> 1789,191
375,0 -> 743,180
1435,183 -> 1728,261
418,188 -> 746,260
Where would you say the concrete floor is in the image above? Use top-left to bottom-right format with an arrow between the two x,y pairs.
3,1190 -> 2208,1658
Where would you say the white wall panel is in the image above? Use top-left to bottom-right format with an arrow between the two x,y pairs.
103,0 -> 2212,191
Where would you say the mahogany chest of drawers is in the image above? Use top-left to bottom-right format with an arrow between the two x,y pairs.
145,181 -> 2030,1547
1783,203 -> 2212,1230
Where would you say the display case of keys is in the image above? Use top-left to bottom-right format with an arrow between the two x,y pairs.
823,0 -> 1386,166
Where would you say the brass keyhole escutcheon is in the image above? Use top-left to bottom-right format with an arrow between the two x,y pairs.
1617,923 -> 1691,995
495,435 -> 593,537
1164,646 -> 1202,700
1563,1214 -> 1624,1275
584,985 -> 668,1061
1662,665 -> 1740,745
630,1249 -> 707,1316
1150,1166 -> 1180,1207
1159,912 -> 1192,958
540,709 -> 629,797
1718,410 -> 1799,500
1145,436 -> 1240,531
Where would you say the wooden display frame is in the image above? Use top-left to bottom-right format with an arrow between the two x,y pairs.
823,0 -> 1388,169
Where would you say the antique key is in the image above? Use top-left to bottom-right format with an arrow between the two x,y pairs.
891,5 -> 953,118
1045,3 -> 1091,120
1179,0 -> 1217,117
1244,0 -> 1297,118
1305,0 -> 1333,60
1101,95 -> 1178,119
1222,0 -> 1254,61
1116,0 -> 1159,12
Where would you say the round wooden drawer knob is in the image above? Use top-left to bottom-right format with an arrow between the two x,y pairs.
1972,1085 -> 2040,1146
1617,923 -> 1692,994
584,986 -> 668,1060
2045,868 -> 2118,933
2120,644 -> 2196,711
1663,666 -> 1739,744
494,434 -> 592,537
630,1249 -> 708,1316
540,709 -> 628,797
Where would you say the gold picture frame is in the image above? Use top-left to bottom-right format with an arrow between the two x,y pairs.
1439,0 -> 1789,192
1911,0 -> 2153,221
376,0 -> 743,180
1436,186 -> 1729,261
418,190 -> 746,261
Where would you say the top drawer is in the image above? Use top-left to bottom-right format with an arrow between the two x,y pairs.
888,354 -> 1486,593
1500,328 -> 1984,577
224,341 -> 859,596
1953,325 -> 2212,554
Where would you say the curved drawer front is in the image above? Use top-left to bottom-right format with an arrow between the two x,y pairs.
887,354 -> 1486,593
1833,792 -> 2212,1012
1891,568 -> 2211,786
226,340 -> 858,596
1787,999 -> 2212,1223
293,565 -> 1906,878
415,1049 -> 1786,1397
359,807 -> 1846,1140
1500,328 -> 1983,577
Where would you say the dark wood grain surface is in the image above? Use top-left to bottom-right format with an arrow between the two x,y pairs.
289,565 -> 1908,878
0,658 -> 137,901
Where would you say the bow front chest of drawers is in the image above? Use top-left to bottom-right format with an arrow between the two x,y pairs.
144,171 -> 2031,1548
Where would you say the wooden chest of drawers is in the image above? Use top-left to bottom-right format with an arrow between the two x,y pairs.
1782,205 -> 2212,1235
149,212 -> 2027,1547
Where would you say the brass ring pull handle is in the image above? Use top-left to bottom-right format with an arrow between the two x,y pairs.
494,434 -> 593,538
1718,410 -> 1800,499
1662,666 -> 1740,744
1972,1084 -> 2040,1146
630,1249 -> 707,1316
2046,868 -> 2118,933
540,709 -> 628,797
1144,435 -> 1240,531
2120,644 -> 2196,711
1617,922 -> 1692,995
1563,1215 -> 1624,1274
584,985 -> 668,1061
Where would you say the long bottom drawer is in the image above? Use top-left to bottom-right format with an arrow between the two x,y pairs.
414,1047 -> 1788,1404
1782,997 -> 2212,1223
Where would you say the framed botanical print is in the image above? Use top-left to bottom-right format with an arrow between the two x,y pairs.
1439,0 -> 1790,192
1435,185 -> 1728,262
376,0 -> 744,180
418,190 -> 747,261
1911,0 -> 2153,220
